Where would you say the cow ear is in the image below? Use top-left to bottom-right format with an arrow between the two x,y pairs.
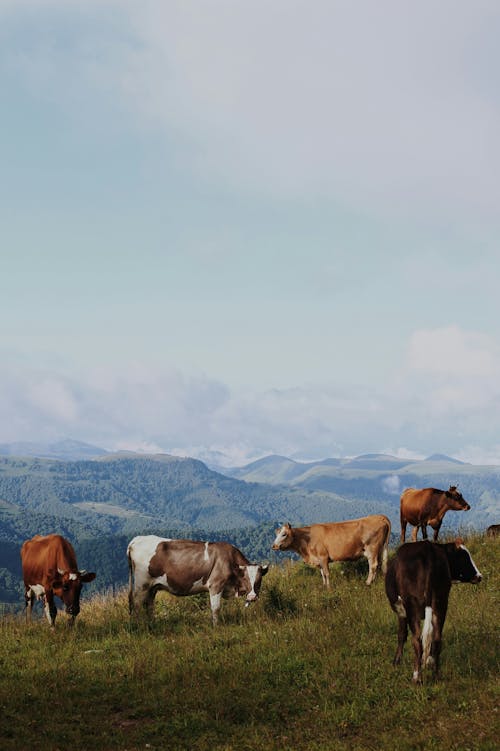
261,564 -> 269,575
454,538 -> 464,548
80,571 -> 96,583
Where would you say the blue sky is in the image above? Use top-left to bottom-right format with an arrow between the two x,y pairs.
2,1 -> 500,465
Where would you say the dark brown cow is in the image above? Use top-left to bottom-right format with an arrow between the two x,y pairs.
271,515 -> 391,587
486,524 -> 500,538
127,535 -> 268,625
400,486 -> 470,543
385,539 -> 482,683
21,534 -> 96,627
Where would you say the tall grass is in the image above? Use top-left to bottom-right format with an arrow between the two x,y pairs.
0,536 -> 498,750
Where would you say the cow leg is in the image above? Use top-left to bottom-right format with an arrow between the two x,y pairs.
432,523 -> 442,542
317,558 -> 330,588
430,604 -> 447,678
393,615 -> 408,666
400,519 -> 407,544
411,525 -> 419,542
25,588 -> 35,623
365,551 -> 377,585
44,592 -> 57,628
421,525 -> 428,540
143,589 -> 156,620
209,591 -> 222,625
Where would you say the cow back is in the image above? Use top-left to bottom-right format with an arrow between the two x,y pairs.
21,534 -> 78,585
147,540 -> 248,595
310,514 -> 390,559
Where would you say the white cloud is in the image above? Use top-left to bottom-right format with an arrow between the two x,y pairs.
407,326 -> 500,378
381,475 -> 401,495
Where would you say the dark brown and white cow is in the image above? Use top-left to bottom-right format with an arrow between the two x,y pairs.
271,515 -> 391,587
400,486 -> 470,543
127,535 -> 269,625
385,539 -> 482,683
21,534 -> 96,627
486,524 -> 500,538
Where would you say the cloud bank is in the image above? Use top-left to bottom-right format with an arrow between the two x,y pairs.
3,326 -> 500,465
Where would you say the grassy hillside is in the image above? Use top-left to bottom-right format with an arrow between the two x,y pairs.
0,535 -> 498,751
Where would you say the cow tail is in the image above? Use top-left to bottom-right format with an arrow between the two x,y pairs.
381,517 -> 391,575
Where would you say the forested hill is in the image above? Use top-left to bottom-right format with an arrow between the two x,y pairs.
0,453 -> 378,543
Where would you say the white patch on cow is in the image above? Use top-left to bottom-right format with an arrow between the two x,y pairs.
421,606 -> 434,667
209,591 -> 222,623
128,535 -> 177,613
204,542 -> 209,561
28,584 -> 45,599
69,573 -> 78,581
245,565 -> 259,601
458,544 -> 482,581
127,535 -> 171,571
272,526 -> 288,548
394,596 -> 406,618
412,670 -> 420,682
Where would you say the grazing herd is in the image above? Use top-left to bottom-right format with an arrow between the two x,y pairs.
19,484 -> 493,683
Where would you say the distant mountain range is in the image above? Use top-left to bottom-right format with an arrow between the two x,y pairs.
0,439 -> 108,461
224,452 -> 468,483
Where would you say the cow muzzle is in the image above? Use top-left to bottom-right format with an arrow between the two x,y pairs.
245,592 -> 258,607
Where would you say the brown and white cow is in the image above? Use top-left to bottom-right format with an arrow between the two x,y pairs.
127,535 -> 269,625
486,524 -> 500,538
271,515 -> 391,587
400,486 -> 470,543
21,534 -> 96,628
385,539 -> 481,683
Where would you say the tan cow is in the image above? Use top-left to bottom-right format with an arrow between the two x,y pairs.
271,515 -> 391,587
400,486 -> 470,543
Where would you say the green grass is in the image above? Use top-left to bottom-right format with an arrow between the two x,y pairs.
0,536 -> 498,750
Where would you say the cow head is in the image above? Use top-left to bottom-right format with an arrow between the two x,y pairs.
272,523 -> 293,550
238,564 -> 269,607
47,568 -> 96,617
445,486 -> 470,511
446,539 -> 482,584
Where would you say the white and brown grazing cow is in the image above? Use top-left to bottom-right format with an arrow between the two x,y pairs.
271,515 -> 391,587
385,539 -> 482,683
400,486 -> 470,543
127,535 -> 269,625
21,534 -> 96,627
